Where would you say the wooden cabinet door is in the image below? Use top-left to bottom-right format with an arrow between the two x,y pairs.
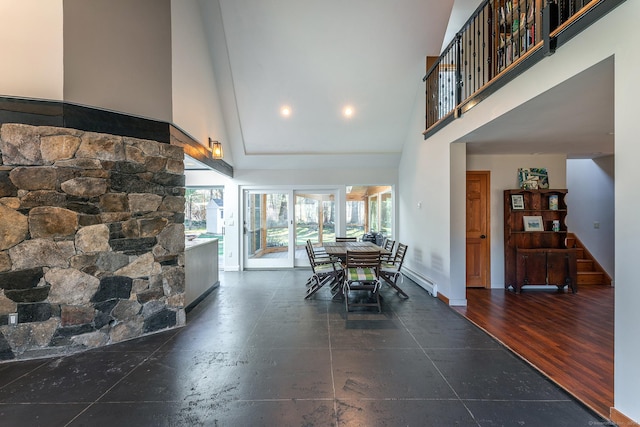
547,250 -> 577,291
516,251 -> 546,291
546,251 -> 567,286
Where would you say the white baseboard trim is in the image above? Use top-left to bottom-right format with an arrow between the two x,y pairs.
402,267 -> 438,297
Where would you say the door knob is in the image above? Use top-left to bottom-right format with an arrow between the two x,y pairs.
480,234 -> 486,239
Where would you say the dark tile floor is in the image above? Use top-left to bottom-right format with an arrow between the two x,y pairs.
0,270 -> 610,426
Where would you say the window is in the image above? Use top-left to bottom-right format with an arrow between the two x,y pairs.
184,187 -> 224,259
368,190 -> 392,236
368,195 -> 379,232
380,191 -> 392,236
346,186 -> 393,240
346,199 -> 365,238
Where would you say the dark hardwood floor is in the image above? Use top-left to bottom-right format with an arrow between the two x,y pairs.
453,283 -> 614,419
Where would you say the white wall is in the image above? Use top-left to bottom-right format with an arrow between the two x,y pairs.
398,81 -> 454,300
398,0 -> 639,420
0,0 -> 64,100
198,0 -> 242,165
467,154 -> 567,287
449,143 -> 467,304
171,0 -> 232,163
566,157 -> 614,278
610,1 -> 640,419
63,0 -> 173,121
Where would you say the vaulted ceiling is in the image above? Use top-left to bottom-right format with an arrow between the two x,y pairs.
196,0 -> 614,171
199,0 -> 462,169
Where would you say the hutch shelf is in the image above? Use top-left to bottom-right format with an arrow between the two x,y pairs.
504,189 -> 577,293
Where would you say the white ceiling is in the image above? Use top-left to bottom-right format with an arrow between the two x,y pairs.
198,0 -> 614,170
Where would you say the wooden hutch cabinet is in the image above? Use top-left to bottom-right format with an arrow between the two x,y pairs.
504,189 -> 577,293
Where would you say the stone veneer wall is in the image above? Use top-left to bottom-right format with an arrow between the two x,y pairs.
0,124 -> 186,361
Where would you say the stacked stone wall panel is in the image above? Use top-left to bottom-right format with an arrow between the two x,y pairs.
0,124 -> 185,361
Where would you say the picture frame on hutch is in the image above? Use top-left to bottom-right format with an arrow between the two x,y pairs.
523,215 -> 544,231
511,194 -> 525,209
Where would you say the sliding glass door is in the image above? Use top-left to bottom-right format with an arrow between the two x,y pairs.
294,191 -> 336,266
243,190 -> 293,268
242,186 -> 392,268
242,189 -> 339,268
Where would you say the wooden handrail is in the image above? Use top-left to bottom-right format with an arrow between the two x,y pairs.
424,0 -> 619,137
550,0 -> 602,38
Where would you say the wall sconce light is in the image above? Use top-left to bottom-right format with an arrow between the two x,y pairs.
209,138 -> 223,159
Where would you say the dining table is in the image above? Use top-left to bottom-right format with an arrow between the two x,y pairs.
322,241 -> 391,261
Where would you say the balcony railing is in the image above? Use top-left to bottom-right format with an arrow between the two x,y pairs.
423,0 -> 626,137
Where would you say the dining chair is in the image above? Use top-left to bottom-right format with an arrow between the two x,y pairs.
380,242 -> 409,298
304,244 -> 344,299
380,238 -> 395,262
343,250 -> 382,312
336,237 -> 357,242
306,239 -> 331,259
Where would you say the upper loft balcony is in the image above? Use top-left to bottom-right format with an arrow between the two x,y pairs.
423,0 -> 626,139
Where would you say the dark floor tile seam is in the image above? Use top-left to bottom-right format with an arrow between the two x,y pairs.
235,281 -> 289,353
235,398 -> 337,403
94,329 -> 182,356
326,315 -> 399,321
326,305 -> 342,427
257,318 -> 335,323
0,360 -> 51,391
328,346 -> 422,351
330,397 -> 468,402
85,348 -> 170,354
388,305 -> 479,422
0,401 -> 96,407
459,398 -> 575,403
420,347 -> 503,351
60,337 -> 186,427
66,399 -> 241,404
244,346 -> 332,350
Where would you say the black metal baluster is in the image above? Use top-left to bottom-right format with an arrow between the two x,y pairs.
455,34 -> 462,112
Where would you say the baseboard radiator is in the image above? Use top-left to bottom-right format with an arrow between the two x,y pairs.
402,267 -> 438,297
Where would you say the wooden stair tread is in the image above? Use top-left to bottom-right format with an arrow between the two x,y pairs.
577,259 -> 595,272
577,271 -> 604,285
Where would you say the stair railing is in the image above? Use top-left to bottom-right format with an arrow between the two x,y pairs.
424,0 -> 626,138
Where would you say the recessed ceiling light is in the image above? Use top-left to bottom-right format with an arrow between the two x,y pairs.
343,105 -> 354,118
280,105 -> 292,117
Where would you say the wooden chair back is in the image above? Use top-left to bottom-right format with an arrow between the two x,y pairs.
383,238 -> 395,252
344,250 -> 382,312
392,243 -> 408,269
345,250 -> 381,277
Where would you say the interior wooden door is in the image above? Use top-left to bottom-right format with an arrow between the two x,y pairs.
466,171 -> 490,288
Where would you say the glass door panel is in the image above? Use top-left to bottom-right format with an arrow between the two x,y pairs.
368,195 -> 379,232
380,192 -> 392,237
244,190 -> 293,268
346,199 -> 365,238
294,192 -> 336,265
